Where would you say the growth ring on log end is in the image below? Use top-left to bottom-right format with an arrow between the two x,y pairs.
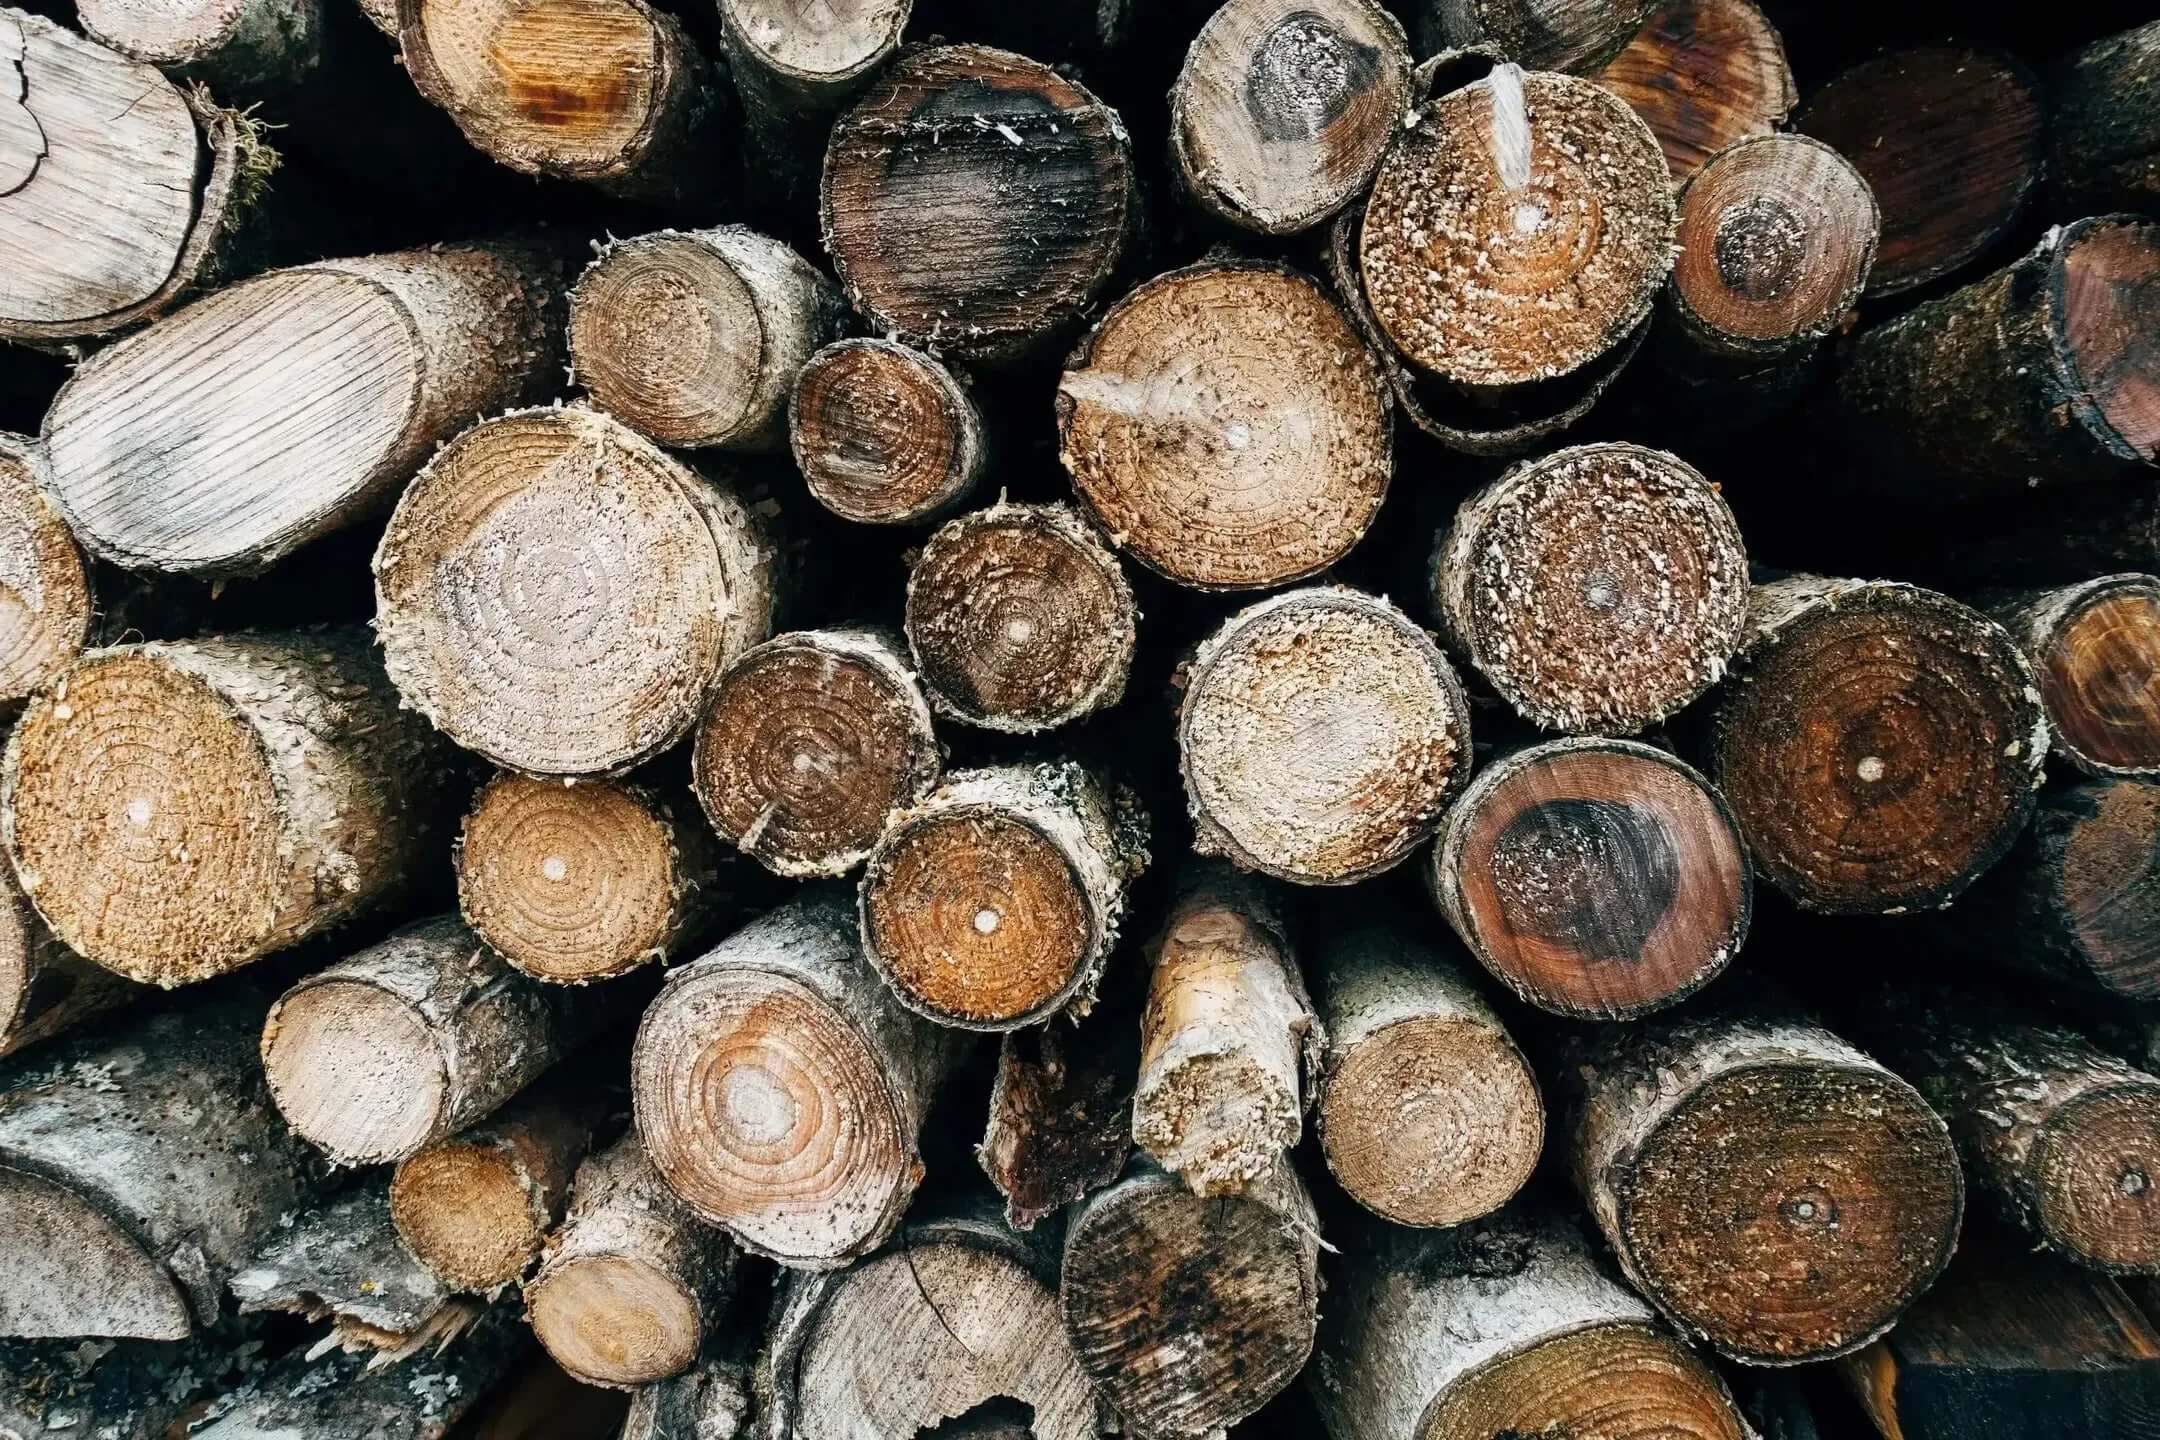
791,339 -> 986,525
1994,575 -> 2160,778
1594,0 -> 1797,183
0,440 -> 92,708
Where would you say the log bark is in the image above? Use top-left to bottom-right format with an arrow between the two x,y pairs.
76,0 -> 319,93
571,228 -> 850,453
1705,577 -> 2048,914
691,626 -> 941,879
904,501 -> 1135,733
1432,443 -> 1748,735
1310,921 -> 1542,1229
0,1322 -> 268,1440
821,43 -> 1135,362
622,1334 -> 754,1440
790,339 -> 986,526
1428,736 -> 1750,1019
228,1180 -> 457,1350
632,890 -> 968,1267
1415,0 -> 1653,71
1986,575 -> 2160,778
374,405 -> 781,778
2049,21 -> 2160,218
977,1002 -> 1136,1230
1308,1206 -> 1750,1440
0,989 -> 318,1340
2,627 -> 456,986
861,761 -> 1147,1030
0,863 -> 136,1061
719,0 -> 908,205
0,433 -> 93,709
1056,259 -> 1392,592
1060,1156 -> 1320,1438
1594,0 -> 1794,182
261,916 -> 609,1165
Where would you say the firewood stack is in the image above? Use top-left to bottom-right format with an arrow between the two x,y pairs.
4,0 -> 2160,1435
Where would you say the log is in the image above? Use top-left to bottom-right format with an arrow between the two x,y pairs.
2049,21 -> 2160,218
1796,47 -> 2044,299
1705,577 -> 2048,914
524,1137 -> 740,1390
1986,575 -> 2160,778
1056,259 -> 1392,592
570,228 -> 850,453
2,627 -> 455,986
1310,921 -> 1542,1228
790,339 -> 986,526
0,433 -> 92,709
622,1335 -> 753,1440
1308,1207 -> 1750,1440
1432,442 -> 1748,735
1414,0 -> 1653,72
904,501 -> 1135,733
861,761 -> 1145,1029
1167,0 -> 1412,235
1594,0 -> 1794,183
977,1002 -> 1136,1230
0,990 -> 317,1340
1428,736 -> 1750,1019
458,771 -> 732,985
691,626 -> 941,879
1835,216 -> 2160,506
1060,1156 -> 1320,1438
75,0 -> 319,93
821,43 -> 1136,362
374,405 -> 781,778
718,0 -> 909,203
631,890 -> 968,1267
0,864 -> 135,1062
261,916 -> 608,1165
228,1181 -> 457,1350
1560,1007 -> 1965,1362
0,1322 -> 267,1440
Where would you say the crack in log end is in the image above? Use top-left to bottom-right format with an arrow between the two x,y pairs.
0,18 -> 49,198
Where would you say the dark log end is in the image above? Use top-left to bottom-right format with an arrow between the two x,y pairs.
2031,1079 -> 2160,1274
791,339 -> 983,526
1595,0 -> 1795,182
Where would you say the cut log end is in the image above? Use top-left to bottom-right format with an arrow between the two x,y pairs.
2056,780 -> 2160,998
390,1144 -> 546,1293
1427,1322 -> 1745,1440
0,1167 -> 192,1341
720,0 -> 907,90
1595,0 -> 1795,182
0,442 -> 91,707
262,978 -> 449,1164
2013,575 -> 2160,776
790,339 -> 986,526
2057,217 -> 2160,464
527,1253 -> 703,1388
1419,0 -> 1655,73
2031,1080 -> 2160,1273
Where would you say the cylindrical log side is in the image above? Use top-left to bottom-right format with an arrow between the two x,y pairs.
0,862 -> 135,1063
76,0 -> 321,93
622,1336 -> 754,1440
2048,21 -> 2160,217
1415,0 -> 1654,72
790,339 -> 986,526
977,1004 -> 1137,1230
1986,575 -> 2160,778
720,0 -> 909,202
228,1182 -> 453,1345
0,434 -> 94,710
1594,0 -> 1794,182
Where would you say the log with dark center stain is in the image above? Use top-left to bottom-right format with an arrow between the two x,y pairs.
1242,10 -> 1380,142
1490,797 -> 1680,964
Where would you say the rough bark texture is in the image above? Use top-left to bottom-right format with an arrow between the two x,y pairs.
2,627 -> 456,986
622,1333 -> 755,1440
228,1181 -> 456,1348
0,863 -> 136,1062
76,0 -> 321,93
1986,575 -> 2160,778
0,1321 -> 271,1440
1416,0 -> 1653,71
1595,0 -> 1794,182
0,434 -> 94,709
790,339 -> 986,526
977,1001 -> 1136,1229
2049,21 -> 2160,217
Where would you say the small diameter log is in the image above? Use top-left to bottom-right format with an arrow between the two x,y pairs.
2,628 -> 454,986
375,406 -> 780,778
1310,923 -> 1542,1229
978,1005 -> 1136,1230
525,1138 -> 739,1389
76,0 -> 318,93
0,991 -> 316,1340
2049,21 -> 2160,217
1429,737 -> 1750,1020
1309,1207 -> 1749,1440
905,502 -> 1135,733
261,916 -> 607,1165
1797,48 -> 2043,299
1132,868 -> 1319,1197
1706,577 -> 2048,914
719,0 -> 908,196
0,1324 -> 266,1440
631,891 -> 968,1267
0,435 -> 92,709
692,627 -> 940,880
1056,260 -> 1391,592
1415,0 -> 1652,72
1562,1009 -> 1965,1362
228,1182 -> 454,1349
822,44 -> 1135,362
791,339 -> 986,525
623,1337 -> 753,1440
1988,575 -> 2160,778
0,863 -> 135,1062
861,762 -> 1147,1030
42,243 -> 561,575
1594,0 -> 1794,182
1060,1156 -> 1320,1438
1836,216 -> 2160,505
1168,0 -> 1412,235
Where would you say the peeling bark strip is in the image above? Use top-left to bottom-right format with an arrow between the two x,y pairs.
905,502 -> 1135,733
692,627 -> 941,880
861,762 -> 1147,1029
1429,737 -> 1750,1020
0,436 -> 91,709
2049,21 -> 2160,217
1594,0 -> 1793,182
1836,216 -> 2160,506
1308,1207 -> 1749,1440
631,891 -> 967,1267
978,1002 -> 1136,1229
1432,444 -> 1747,735
0,864 -> 134,1061
1415,0 -> 1652,71
375,406 -> 780,778
228,1181 -> 453,1346
76,0 -> 319,93
0,991 -> 317,1341
1169,0 -> 1411,235
1986,576 -> 2160,779
41,243 -> 562,576
2,628 -> 455,987
1707,578 -> 2047,914
1056,260 -> 1391,592
1559,1009 -> 1964,1364
1060,1156 -> 1320,1437
791,339 -> 986,526
1311,922 -> 1541,1229
822,44 -> 1135,361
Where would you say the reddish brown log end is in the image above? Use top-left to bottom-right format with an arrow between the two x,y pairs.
790,339 -> 985,526
1596,0 -> 1795,182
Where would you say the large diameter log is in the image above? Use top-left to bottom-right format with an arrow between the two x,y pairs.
861,762 -> 1147,1030
2049,22 -> 2160,217
0,990 -> 317,1340
375,406 -> 780,777
1057,260 -> 1391,592
1561,1009 -> 1964,1362
790,339 -> 986,526
691,627 -> 941,879
1061,1156 -> 1320,1438
0,435 -> 93,708
1987,575 -> 2160,778
1594,0 -> 1794,182
2,628 -> 455,986
632,891 -> 968,1267
1311,923 -> 1541,1229
1433,443 -> 1747,734
822,44 -> 1135,361
1706,577 -> 2048,914
0,1323 -> 265,1440
978,1005 -> 1136,1230
1429,737 -> 1750,1019
76,0 -> 318,92
1415,0 -> 1652,71
1309,1207 -> 1750,1440
0,865 -> 135,1061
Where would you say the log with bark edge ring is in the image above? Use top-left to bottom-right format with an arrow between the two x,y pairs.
1593,0 -> 1794,183
1985,575 -> 2160,779
1414,0 -> 1654,73
0,436 -> 93,712
2048,21 -> 2160,218
790,339 -> 987,526
75,0 -> 320,93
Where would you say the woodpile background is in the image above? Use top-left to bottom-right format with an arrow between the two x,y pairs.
2,0 -> 2160,1435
